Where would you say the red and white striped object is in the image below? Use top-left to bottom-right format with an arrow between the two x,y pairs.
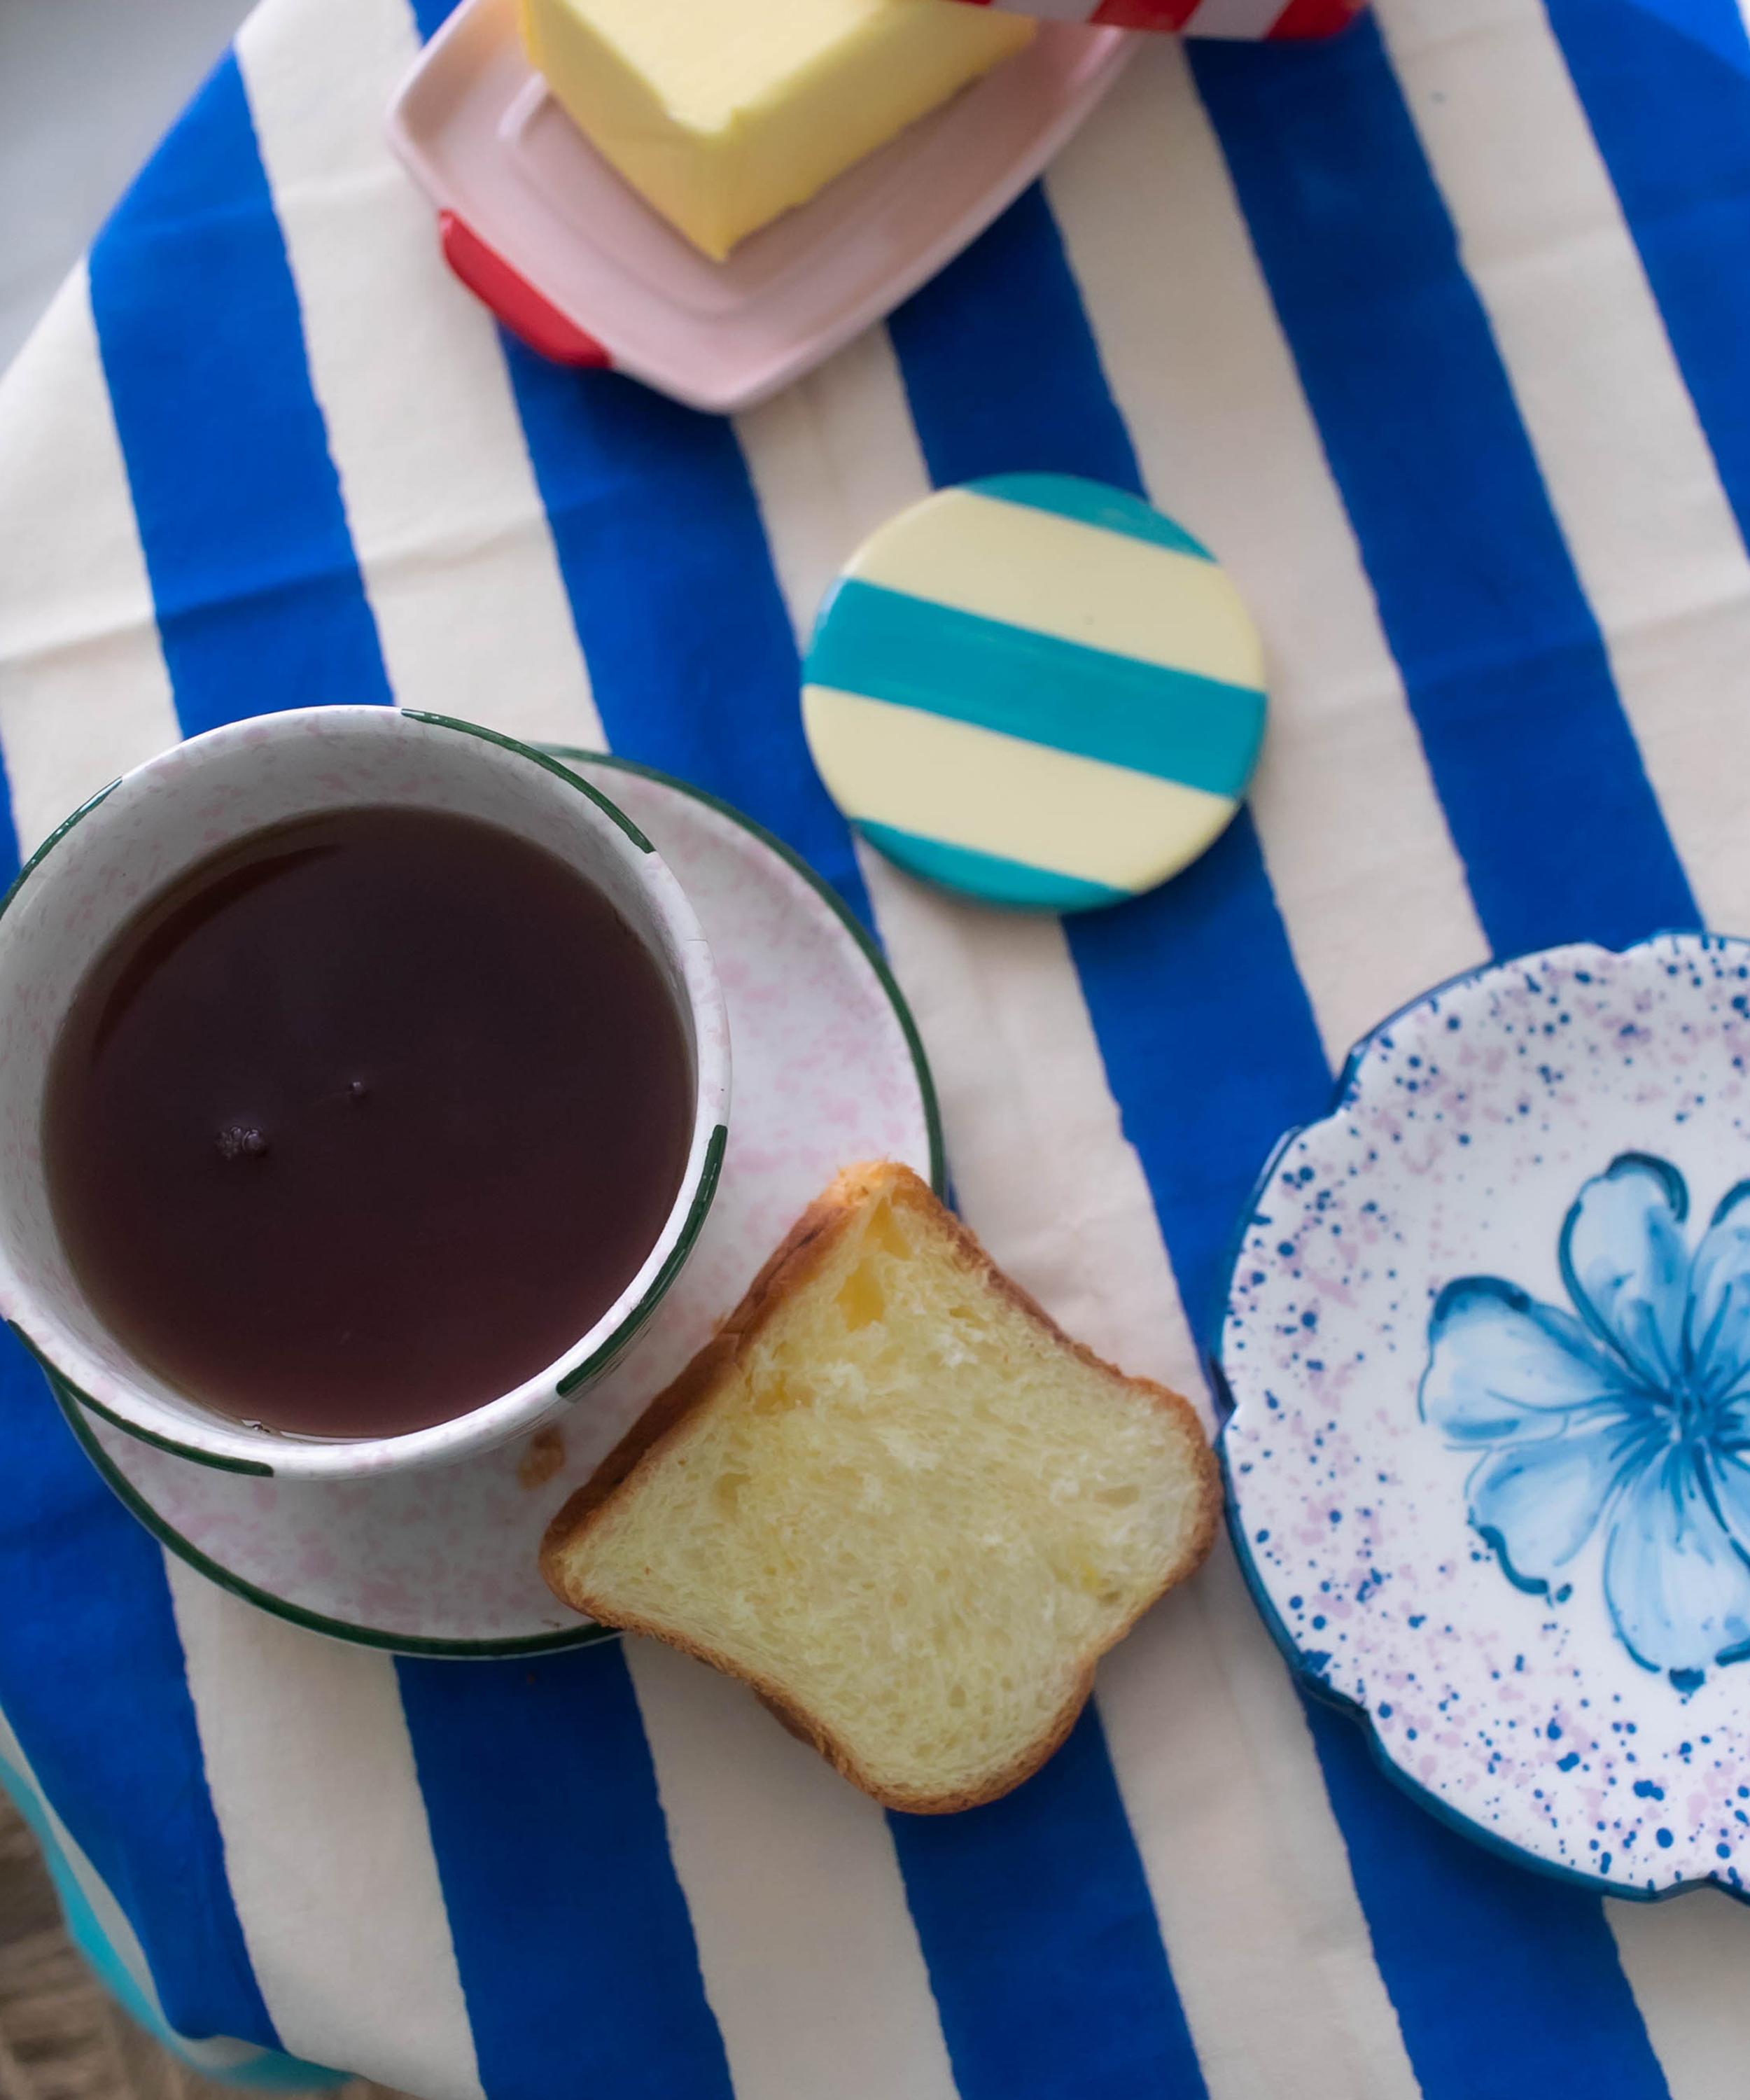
946,0 -> 1363,35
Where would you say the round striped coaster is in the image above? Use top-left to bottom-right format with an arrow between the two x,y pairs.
802,473 -> 1268,913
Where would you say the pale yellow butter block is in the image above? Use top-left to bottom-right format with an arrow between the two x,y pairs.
517,0 -> 1036,260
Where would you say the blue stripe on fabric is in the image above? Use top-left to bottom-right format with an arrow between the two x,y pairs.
1190,18 -> 1696,958
499,343 -> 874,925
1305,1701 -> 1670,2100
408,0 -> 463,39
397,1649 -> 732,2100
0,749 -> 18,887
0,1336 -> 278,2045
890,180 -> 1671,2099
810,582 -> 1264,797
857,820 -> 1133,911
978,472 -> 1212,558
1071,827 -> 1333,1329
87,57 -> 390,736
889,1707 -> 1205,2100
0,729 -> 270,2046
1546,0 -> 1750,547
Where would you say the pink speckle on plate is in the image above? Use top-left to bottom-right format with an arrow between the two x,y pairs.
1220,934 -> 1750,1900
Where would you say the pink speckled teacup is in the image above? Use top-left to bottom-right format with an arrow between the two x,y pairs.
0,706 -> 729,1483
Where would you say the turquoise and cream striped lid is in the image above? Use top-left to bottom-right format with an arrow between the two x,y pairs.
802,473 -> 1268,913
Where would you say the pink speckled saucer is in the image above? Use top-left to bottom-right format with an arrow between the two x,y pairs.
52,753 -> 941,1656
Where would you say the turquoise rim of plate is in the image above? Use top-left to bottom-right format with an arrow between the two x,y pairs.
1205,927 -> 1750,1908
39,745 -> 946,1661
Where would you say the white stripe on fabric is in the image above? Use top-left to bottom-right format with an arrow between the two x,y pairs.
803,683 -> 1234,890
1047,38 -> 1488,1063
1183,0 -> 1291,36
0,1702 -> 260,2077
1604,1893 -> 1750,2100
622,1642 -> 959,2100
0,267 -> 179,852
164,1562 -> 486,2100
234,0 -> 600,748
1380,0 -> 1750,934
739,326 -> 1419,2100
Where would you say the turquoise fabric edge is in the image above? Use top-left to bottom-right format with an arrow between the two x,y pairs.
0,1751 -> 345,2090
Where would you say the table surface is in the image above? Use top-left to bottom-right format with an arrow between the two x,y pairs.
4,1 -> 1750,2097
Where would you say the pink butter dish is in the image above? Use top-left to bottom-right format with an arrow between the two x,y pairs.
941,0 -> 1362,36
386,0 -> 1131,415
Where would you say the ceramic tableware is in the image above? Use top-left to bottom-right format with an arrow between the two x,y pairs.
0,709 -> 729,1484
386,0 -> 1132,412
49,752 -> 941,1656
1219,934 -> 1750,1899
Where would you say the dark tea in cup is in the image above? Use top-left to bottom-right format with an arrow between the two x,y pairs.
43,805 -> 694,1440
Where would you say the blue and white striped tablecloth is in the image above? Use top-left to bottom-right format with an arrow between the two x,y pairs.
3,2 -> 1750,2095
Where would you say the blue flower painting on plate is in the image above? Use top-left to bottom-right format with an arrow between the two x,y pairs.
1422,1154 -> 1750,1686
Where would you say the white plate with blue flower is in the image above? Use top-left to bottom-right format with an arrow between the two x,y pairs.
1217,933 -> 1750,1900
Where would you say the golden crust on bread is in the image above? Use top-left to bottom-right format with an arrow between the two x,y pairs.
542,1162 -> 1220,1813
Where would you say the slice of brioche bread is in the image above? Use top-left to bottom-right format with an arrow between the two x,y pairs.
541,1162 -> 1219,1812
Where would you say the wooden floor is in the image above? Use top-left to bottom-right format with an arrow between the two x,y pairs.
0,1800 -> 403,2100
